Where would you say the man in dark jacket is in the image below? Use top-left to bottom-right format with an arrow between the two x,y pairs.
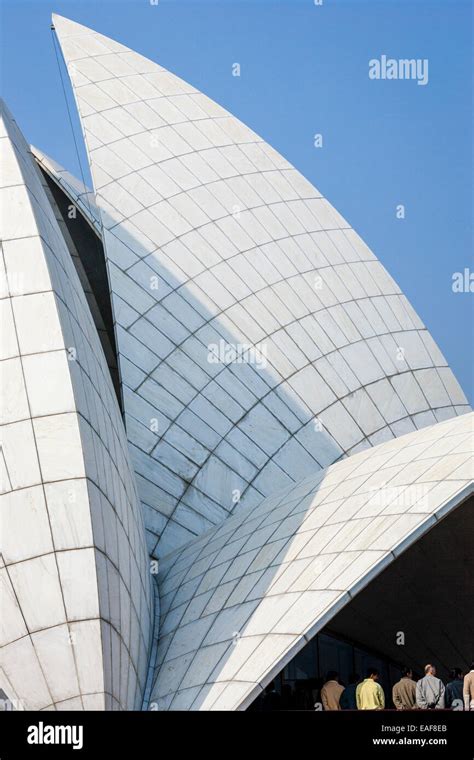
260,681 -> 281,711
445,668 -> 464,709
340,673 -> 360,710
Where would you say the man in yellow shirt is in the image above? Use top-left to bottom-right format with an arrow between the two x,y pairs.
356,668 -> 385,710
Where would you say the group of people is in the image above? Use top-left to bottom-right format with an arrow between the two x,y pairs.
319,662 -> 474,711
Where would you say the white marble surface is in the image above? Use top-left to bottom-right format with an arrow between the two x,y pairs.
53,15 -> 470,559
3,16 -> 470,712
0,100 -> 153,711
151,412 -> 473,710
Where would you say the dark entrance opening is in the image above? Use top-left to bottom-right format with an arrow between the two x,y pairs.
249,494 -> 473,710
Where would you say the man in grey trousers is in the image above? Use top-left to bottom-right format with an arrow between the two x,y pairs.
416,664 -> 445,709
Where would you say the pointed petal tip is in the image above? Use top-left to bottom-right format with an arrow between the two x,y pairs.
51,13 -> 91,35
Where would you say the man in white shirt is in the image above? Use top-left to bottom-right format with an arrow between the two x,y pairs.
463,663 -> 474,710
416,664 -> 445,709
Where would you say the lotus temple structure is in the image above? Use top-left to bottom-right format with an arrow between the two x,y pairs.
1,15 -> 472,711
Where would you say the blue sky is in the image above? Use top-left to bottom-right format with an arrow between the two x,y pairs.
2,0 -> 472,401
